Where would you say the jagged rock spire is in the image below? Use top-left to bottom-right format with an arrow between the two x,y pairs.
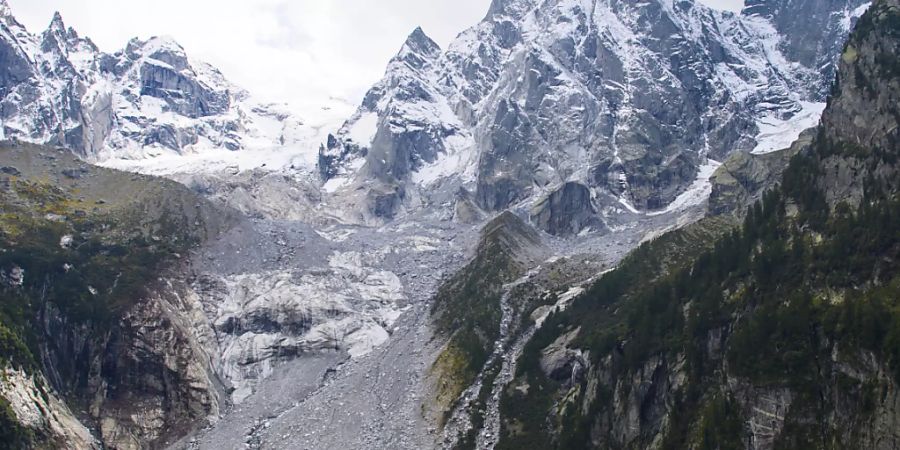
0,0 -> 19,25
390,26 -> 441,71
401,27 -> 440,58
486,0 -> 539,19
49,11 -> 65,31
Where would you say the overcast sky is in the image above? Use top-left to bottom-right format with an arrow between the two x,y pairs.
7,0 -> 743,115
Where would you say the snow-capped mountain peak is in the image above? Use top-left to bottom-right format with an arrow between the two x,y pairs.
0,0 -> 12,18
0,0 -> 870,228
0,3 -> 341,176
397,27 -> 441,63
487,0 -> 541,19
46,11 -> 66,34
319,0 -> 868,225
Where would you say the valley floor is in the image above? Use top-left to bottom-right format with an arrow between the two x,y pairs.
168,196 -> 698,450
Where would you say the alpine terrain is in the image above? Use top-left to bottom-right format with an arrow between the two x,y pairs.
0,0 -> 897,448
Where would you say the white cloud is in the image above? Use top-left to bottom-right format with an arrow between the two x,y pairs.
7,0 -> 744,114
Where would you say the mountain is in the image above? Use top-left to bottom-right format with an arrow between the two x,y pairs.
0,0 -> 895,448
0,142 -> 235,449
319,0 -> 869,224
0,1 -> 322,164
483,0 -> 900,447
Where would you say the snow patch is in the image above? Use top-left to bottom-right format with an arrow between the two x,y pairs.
346,112 -> 379,146
841,3 -> 872,31
531,286 -> 584,327
751,102 -> 825,155
411,134 -> 476,186
648,159 -> 722,216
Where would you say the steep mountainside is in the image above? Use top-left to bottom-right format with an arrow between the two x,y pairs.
429,212 -> 549,424
319,0 -> 868,222
0,0 -> 894,448
494,0 -> 900,447
0,142 -> 235,449
707,128 -> 813,216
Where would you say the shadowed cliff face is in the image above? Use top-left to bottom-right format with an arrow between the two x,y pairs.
530,182 -> 605,236
0,142 -> 235,449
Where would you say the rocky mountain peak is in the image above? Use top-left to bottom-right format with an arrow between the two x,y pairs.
405,27 -> 440,55
326,0 -> 868,223
40,11 -> 91,57
0,0 -> 308,160
48,11 -> 65,32
486,0 -> 538,19
392,26 -> 441,72
0,0 -> 25,29
124,35 -> 188,66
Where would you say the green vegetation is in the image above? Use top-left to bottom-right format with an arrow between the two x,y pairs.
0,170 -> 200,446
429,244 -> 516,426
1,177 -> 196,362
499,217 -> 736,449
503,158 -> 900,447
689,393 -> 744,450
0,395 -> 39,450
498,6 -> 900,441
430,213 -> 540,428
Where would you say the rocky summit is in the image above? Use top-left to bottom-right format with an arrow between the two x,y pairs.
320,0 -> 867,222
0,2 -> 334,162
1,0 -> 899,449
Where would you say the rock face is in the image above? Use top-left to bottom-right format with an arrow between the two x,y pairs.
815,0 -> 900,208
530,181 -> 603,236
743,0 -> 871,94
494,1 -> 900,447
321,0 -> 868,219
39,282 -> 223,450
0,368 -> 98,448
526,335 -> 900,450
539,328 -> 587,383
0,142 -> 229,449
708,129 -> 813,216
0,3 -> 308,160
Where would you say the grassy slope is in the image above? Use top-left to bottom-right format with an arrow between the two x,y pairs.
429,212 -> 545,431
0,143 -> 230,447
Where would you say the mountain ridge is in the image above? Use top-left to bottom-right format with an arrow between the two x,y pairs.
320,0 -> 868,226
0,0 -> 894,448
0,4 -> 330,168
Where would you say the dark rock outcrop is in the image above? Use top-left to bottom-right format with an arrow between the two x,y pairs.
530,181 -> 603,236
708,129 -> 814,216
